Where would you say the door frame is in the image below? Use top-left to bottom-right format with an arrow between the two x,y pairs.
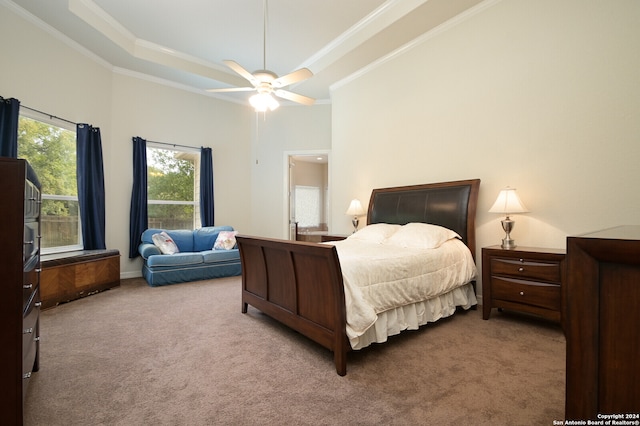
283,150 -> 331,240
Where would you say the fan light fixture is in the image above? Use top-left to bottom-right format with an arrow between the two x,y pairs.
249,92 -> 279,112
206,0 -> 315,111
488,187 -> 529,249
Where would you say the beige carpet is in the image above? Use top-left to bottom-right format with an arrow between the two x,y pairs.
24,277 -> 565,425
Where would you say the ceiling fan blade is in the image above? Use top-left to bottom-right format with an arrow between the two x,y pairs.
274,89 -> 315,106
206,87 -> 255,93
272,68 -> 313,88
223,60 -> 257,85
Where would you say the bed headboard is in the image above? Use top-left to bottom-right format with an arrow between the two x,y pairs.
367,179 -> 481,259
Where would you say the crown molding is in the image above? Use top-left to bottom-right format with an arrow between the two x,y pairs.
331,0 -> 503,93
2,0 -> 112,70
299,0 -> 428,73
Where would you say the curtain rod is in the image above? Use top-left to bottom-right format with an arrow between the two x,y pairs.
20,104 -> 78,126
18,101 -> 201,151
146,139 -> 202,151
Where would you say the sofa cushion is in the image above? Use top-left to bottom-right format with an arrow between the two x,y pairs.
141,228 -> 167,244
193,226 -> 234,251
164,229 -> 195,252
139,243 -> 161,259
202,249 -> 240,264
146,252 -> 203,268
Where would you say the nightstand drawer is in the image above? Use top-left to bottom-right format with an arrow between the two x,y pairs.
492,276 -> 560,311
491,258 -> 561,283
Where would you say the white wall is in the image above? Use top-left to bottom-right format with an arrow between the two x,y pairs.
250,104 -> 332,238
1,3 -> 332,278
4,0 -> 639,287
108,74 -> 253,277
331,0 -> 640,295
0,5 -> 253,278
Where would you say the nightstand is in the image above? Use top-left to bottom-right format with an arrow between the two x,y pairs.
482,246 -> 565,323
320,234 -> 348,242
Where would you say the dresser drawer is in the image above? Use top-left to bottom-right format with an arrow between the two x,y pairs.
491,258 -> 562,283
23,288 -> 40,354
23,266 -> 39,310
492,276 -> 561,311
22,288 -> 40,395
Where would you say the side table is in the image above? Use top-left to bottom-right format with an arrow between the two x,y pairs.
482,245 -> 565,323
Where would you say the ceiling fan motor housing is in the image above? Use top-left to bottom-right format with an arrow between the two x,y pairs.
253,70 -> 277,94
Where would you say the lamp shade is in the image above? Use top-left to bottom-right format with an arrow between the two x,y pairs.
345,199 -> 366,216
488,187 -> 529,214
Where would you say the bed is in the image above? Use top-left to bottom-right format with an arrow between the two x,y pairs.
237,178 -> 480,375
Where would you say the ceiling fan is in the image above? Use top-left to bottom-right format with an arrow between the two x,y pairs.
207,0 -> 315,111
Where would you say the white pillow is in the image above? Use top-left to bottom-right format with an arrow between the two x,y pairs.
383,222 -> 461,249
152,231 -> 180,254
214,231 -> 238,250
347,223 -> 401,243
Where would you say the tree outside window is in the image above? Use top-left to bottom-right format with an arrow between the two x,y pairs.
18,116 -> 82,252
147,145 -> 200,230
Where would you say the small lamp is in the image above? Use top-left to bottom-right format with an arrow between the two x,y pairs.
345,199 -> 366,233
488,187 -> 529,249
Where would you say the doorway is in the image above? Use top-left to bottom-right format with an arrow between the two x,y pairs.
286,152 -> 330,241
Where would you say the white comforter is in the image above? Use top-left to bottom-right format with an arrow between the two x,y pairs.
328,238 -> 477,342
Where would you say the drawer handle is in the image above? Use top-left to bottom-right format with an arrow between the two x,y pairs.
23,283 -> 33,290
23,372 -> 32,379
519,291 -> 525,296
35,301 -> 42,308
35,336 -> 41,342
518,267 -> 524,272
23,328 -> 33,334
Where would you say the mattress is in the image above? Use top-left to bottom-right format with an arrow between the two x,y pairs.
328,237 -> 478,349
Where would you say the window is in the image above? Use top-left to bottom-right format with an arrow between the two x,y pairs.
18,115 -> 82,253
294,185 -> 321,227
147,144 -> 201,230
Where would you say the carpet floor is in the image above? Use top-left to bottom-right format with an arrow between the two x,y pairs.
24,276 -> 566,425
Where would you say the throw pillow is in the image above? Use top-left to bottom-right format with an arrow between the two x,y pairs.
152,231 -> 180,254
214,231 -> 238,250
346,223 -> 401,243
383,222 -> 461,249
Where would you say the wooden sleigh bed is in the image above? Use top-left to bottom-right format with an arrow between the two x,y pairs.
237,178 -> 480,375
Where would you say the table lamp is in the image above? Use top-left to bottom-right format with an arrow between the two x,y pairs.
345,199 -> 366,233
488,187 -> 529,249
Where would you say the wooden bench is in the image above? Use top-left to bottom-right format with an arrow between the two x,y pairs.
40,249 -> 120,309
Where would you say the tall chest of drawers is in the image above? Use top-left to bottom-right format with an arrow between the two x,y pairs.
0,157 -> 41,424
565,226 -> 640,419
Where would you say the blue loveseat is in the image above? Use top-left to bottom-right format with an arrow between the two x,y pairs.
138,226 -> 241,287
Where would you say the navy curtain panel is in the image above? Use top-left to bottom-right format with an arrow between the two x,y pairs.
129,136 -> 148,258
76,124 -> 106,250
200,147 -> 215,227
0,97 -> 20,158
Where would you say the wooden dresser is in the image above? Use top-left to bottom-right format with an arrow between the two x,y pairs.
0,158 -> 41,424
565,226 -> 640,419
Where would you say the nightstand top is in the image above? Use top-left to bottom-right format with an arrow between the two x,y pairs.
483,245 -> 566,255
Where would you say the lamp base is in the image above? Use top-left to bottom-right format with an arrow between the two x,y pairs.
500,216 -> 517,249
501,238 -> 517,249
352,216 -> 359,234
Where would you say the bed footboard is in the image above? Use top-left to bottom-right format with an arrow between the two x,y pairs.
236,235 -> 349,376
